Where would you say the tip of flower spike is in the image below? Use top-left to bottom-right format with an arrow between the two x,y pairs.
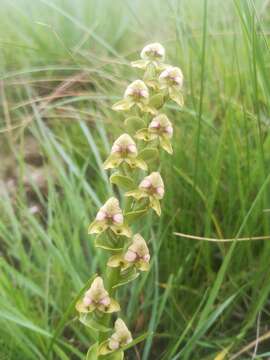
141,43 -> 165,61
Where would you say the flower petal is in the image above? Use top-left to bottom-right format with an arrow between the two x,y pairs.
131,60 -> 149,69
112,99 -> 133,111
88,220 -> 108,234
111,224 -> 132,238
107,255 -> 124,268
150,197 -> 161,216
169,87 -> 184,107
103,155 -> 123,170
125,189 -> 146,201
160,135 -> 173,154
104,298 -> 120,313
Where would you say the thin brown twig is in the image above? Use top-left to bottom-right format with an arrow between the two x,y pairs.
229,330 -> 270,359
174,232 -> 270,242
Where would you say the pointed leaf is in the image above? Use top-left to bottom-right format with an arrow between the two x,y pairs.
105,351 -> 124,360
124,116 -> 146,133
124,209 -> 148,223
112,99 -> 133,111
110,173 -> 135,191
121,332 -> 150,351
149,93 -> 164,109
138,148 -> 159,162
79,313 -> 111,333
112,267 -> 139,289
169,88 -> 184,107
86,343 -> 99,360
95,235 -> 124,251
131,60 -> 148,69
150,198 -> 161,216
160,136 -> 173,154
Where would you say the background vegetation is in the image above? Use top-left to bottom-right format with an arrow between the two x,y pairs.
0,0 -> 270,359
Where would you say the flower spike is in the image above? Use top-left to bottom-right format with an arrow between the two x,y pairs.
76,42 -> 183,359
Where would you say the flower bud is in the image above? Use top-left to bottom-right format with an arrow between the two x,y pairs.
108,319 -> 133,351
140,43 -> 165,62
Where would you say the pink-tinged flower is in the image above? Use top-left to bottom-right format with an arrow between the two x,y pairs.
112,80 -> 156,114
136,114 -> 174,154
141,43 -> 165,61
131,43 -> 167,73
107,234 -> 150,272
88,197 -> 131,237
103,134 -> 147,171
76,277 -> 120,314
108,319 -> 133,350
124,234 -> 150,271
125,172 -> 165,216
159,66 -> 184,107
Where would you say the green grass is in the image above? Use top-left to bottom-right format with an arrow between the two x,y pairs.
0,0 -> 270,359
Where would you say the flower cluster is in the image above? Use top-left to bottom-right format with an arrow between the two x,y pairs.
76,42 -> 184,359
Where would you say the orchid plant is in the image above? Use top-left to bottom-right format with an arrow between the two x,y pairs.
76,43 -> 184,359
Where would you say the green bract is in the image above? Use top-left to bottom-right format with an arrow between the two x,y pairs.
75,42 -> 184,360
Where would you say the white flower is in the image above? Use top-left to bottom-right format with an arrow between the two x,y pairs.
159,66 -> 183,88
149,114 -> 173,139
124,234 -> 150,271
108,319 -> 133,350
124,80 -> 149,103
88,197 -> 132,237
139,172 -> 165,200
140,43 -> 165,61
